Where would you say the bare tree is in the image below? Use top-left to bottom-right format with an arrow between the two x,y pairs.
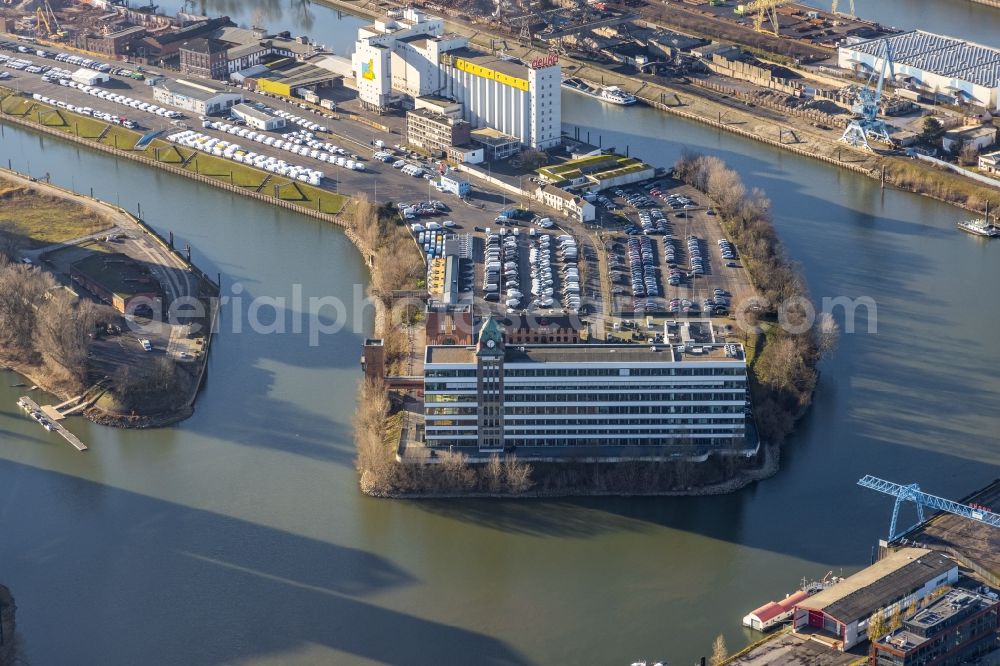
711,634 -> 729,665
0,263 -> 53,352
112,356 -> 184,413
35,295 -> 101,386
958,141 -> 979,167
485,454 -> 504,493
439,451 -> 476,492
503,454 -> 534,494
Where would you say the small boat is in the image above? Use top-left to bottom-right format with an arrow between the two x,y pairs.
957,201 -> 999,238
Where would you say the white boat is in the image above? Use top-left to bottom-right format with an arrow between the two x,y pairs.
957,218 -> 999,237
957,201 -> 999,238
599,85 -> 637,105
562,78 -> 637,106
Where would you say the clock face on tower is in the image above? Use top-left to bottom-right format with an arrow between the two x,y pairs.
486,339 -> 496,348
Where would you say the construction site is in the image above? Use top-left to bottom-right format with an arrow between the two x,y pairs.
0,0 -> 234,64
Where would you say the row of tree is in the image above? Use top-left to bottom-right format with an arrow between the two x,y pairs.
355,379 -> 535,496
0,254 -> 107,390
673,151 -> 838,444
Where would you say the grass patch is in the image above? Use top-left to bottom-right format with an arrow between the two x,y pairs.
0,87 -> 348,214
0,175 -> 113,249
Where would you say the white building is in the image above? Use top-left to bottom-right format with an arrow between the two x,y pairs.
71,68 -> 110,86
534,184 -> 596,222
942,125 -> 997,153
979,150 -> 1000,175
423,317 -> 750,455
351,9 -> 560,149
839,31 -> 1000,111
440,51 -> 561,150
793,548 -> 957,651
231,103 -> 286,131
153,79 -> 243,115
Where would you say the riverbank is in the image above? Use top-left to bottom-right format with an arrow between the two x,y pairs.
317,0 -> 1000,216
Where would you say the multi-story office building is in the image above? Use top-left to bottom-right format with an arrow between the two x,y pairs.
406,108 -> 471,153
872,588 -> 999,666
423,317 -> 750,455
351,9 -> 561,149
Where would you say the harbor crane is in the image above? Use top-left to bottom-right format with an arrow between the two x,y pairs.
831,0 -> 856,17
840,37 -> 894,151
858,475 -> 1000,542
735,0 -> 794,37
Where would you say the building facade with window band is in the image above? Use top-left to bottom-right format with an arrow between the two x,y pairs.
423,316 -> 750,454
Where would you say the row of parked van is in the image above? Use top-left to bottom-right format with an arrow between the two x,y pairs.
268,107 -> 328,133
29,92 -> 136,128
0,55 -> 36,71
203,121 -> 364,172
282,128 -> 356,160
52,52 -> 111,73
394,161 -> 425,178
49,75 -> 180,119
167,130 -> 325,185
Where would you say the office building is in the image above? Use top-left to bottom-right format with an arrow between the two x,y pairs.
406,108 -> 471,154
872,587 -> 999,666
422,317 -> 750,455
178,38 -> 229,79
534,184 -> 597,223
439,170 -> 471,197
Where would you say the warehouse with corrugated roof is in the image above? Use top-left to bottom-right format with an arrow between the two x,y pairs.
839,31 -> 1000,111
792,548 -> 957,650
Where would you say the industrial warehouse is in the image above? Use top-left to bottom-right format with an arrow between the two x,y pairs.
839,31 -> 1000,111
351,8 -> 560,149
419,316 -> 752,457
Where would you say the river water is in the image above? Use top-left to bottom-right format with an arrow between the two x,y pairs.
2,2 -> 1000,665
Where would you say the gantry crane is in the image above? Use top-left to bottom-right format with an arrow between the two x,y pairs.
840,37 -> 894,151
831,0 -> 856,17
735,0 -> 794,37
858,475 -> 1000,542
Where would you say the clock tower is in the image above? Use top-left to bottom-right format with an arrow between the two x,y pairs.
475,315 -> 505,452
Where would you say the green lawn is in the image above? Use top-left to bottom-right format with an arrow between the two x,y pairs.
1,87 -> 347,214
0,176 -> 113,249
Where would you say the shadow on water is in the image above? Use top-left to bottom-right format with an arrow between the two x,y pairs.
0,460 -> 530,666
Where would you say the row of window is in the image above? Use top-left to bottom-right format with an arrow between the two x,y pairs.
425,436 -> 746,447
427,367 -> 744,378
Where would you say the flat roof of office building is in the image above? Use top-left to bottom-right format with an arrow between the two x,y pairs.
470,127 -> 520,146
425,343 -> 745,365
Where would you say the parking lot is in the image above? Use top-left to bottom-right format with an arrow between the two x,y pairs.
596,178 -> 755,323
1,37 -> 759,340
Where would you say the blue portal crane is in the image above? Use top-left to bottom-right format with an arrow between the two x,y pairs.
840,38 -> 895,151
857,475 -> 1000,542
